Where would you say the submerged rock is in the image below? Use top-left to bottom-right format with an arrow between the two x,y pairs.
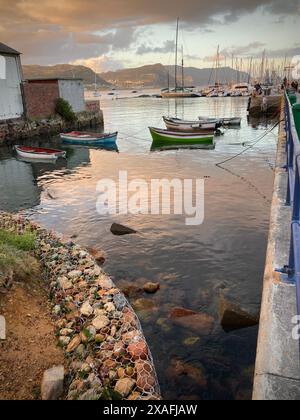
41,366 -> 65,400
167,359 -> 207,389
143,282 -> 160,294
219,296 -> 259,332
110,223 -> 137,236
86,247 -> 106,265
169,307 -> 214,335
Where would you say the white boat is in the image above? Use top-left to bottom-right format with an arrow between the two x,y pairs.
163,117 -> 218,131
15,145 -> 66,161
198,116 -> 241,126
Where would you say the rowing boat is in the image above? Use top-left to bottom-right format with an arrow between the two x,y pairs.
149,127 -> 214,145
60,131 -> 118,145
163,116 -> 217,132
198,116 -> 242,126
15,145 -> 66,160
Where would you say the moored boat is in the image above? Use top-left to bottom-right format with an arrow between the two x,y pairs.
149,127 -> 214,145
198,116 -> 242,127
60,131 -> 118,145
163,116 -> 217,132
15,145 -> 66,160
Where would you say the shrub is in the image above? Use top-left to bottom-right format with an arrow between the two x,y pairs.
55,98 -> 77,123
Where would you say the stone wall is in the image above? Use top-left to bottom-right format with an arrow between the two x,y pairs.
0,212 -> 161,400
0,110 -> 104,146
23,80 -> 59,119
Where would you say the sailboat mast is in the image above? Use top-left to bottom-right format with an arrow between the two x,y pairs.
181,45 -> 184,90
175,17 -> 179,92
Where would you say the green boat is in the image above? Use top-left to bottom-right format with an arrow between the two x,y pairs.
149,127 -> 214,146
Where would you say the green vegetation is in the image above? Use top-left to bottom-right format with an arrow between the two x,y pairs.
55,98 -> 77,123
0,230 -> 38,282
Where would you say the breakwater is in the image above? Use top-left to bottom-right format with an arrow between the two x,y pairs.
0,212 -> 160,400
0,109 -> 103,146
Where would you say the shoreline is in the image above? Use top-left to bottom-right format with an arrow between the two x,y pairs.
0,212 -> 160,400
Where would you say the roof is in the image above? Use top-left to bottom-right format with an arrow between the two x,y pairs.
0,42 -> 20,55
26,77 -> 83,82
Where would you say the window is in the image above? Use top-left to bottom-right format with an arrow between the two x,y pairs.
0,55 -> 6,79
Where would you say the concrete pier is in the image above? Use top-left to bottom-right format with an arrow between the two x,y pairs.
253,100 -> 300,400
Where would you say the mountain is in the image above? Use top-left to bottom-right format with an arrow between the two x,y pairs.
22,64 -> 111,87
99,64 -> 175,88
100,64 -> 249,88
165,66 -> 249,87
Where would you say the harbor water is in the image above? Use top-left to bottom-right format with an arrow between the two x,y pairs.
0,95 -> 278,400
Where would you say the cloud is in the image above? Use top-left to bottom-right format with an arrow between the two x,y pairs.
220,42 -> 266,57
72,55 -> 125,72
136,40 -> 175,55
0,0 -> 299,65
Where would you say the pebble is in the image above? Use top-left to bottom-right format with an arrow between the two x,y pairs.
114,378 -> 136,397
66,335 -> 81,353
80,301 -> 94,317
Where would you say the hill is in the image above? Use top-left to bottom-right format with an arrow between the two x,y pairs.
100,64 -> 249,88
99,64 -> 175,88
22,64 -> 111,87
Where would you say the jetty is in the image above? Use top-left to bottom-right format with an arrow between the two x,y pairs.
253,91 -> 300,400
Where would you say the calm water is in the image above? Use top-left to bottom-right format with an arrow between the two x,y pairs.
0,95 -> 278,400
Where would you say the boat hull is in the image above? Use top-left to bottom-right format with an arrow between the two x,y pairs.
149,127 -> 214,145
161,92 -> 200,98
163,117 -> 216,132
15,146 -> 66,160
60,132 -> 118,145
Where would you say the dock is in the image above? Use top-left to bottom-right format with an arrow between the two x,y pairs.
253,91 -> 300,400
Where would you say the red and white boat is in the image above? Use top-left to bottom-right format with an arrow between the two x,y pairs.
15,145 -> 66,161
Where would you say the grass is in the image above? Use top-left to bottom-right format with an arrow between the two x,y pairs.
0,230 -> 39,282
0,229 -> 36,251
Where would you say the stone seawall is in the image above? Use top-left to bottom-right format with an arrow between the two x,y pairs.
0,212 -> 160,400
0,110 -> 104,146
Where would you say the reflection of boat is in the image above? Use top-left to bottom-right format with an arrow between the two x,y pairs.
151,139 -> 215,152
149,127 -> 214,145
163,116 -> 218,132
60,131 -> 118,146
15,145 -> 66,161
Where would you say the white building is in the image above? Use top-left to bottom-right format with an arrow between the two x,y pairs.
0,43 -> 24,121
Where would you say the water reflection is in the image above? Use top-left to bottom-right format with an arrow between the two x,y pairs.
0,96 -> 278,400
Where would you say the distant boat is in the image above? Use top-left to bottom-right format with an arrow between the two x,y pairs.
149,127 -> 214,145
163,116 -> 218,132
60,131 -> 118,146
15,145 -> 66,161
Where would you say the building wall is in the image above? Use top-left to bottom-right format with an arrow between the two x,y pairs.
0,55 -> 23,120
58,79 -> 85,113
23,80 -> 59,119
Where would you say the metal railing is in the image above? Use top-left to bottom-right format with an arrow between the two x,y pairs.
284,92 -> 300,320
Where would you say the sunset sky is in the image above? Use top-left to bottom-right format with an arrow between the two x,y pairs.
0,0 -> 299,72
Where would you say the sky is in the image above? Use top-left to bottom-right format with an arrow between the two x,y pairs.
0,0 -> 299,72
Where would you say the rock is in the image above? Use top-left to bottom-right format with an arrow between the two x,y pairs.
0,315 -> 6,340
114,378 -> 136,397
110,223 -> 137,236
104,302 -> 116,313
219,296 -> 259,332
80,301 -> 94,317
66,335 -> 81,353
183,337 -> 200,347
169,307 -> 214,335
59,336 -> 71,347
92,315 -> 110,330
68,270 -> 82,279
135,361 -> 156,392
58,276 -> 73,290
120,284 -> 143,299
95,334 -> 105,344
133,298 -> 156,312
128,340 -> 148,361
167,359 -> 207,388
78,390 -> 101,400
87,247 -> 106,265
60,328 -> 73,337
143,282 -> 160,294
114,342 -> 126,357
41,366 -> 65,400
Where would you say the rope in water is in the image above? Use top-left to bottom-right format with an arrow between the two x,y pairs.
215,117 -> 282,167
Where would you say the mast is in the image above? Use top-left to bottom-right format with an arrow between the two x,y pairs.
174,17 -> 179,92
248,57 -> 253,85
181,45 -> 184,90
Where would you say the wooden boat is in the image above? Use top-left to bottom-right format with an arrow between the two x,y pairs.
163,116 -> 217,132
149,127 -> 214,145
15,145 -> 66,160
60,131 -> 118,145
198,116 -> 242,126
